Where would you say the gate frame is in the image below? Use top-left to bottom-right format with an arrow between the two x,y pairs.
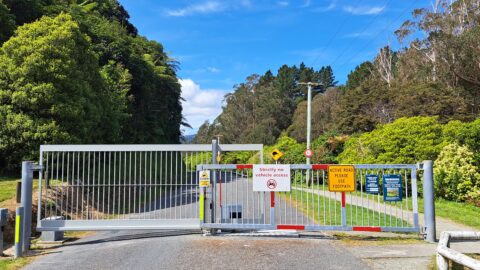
198,163 -> 426,234
31,142 -> 263,233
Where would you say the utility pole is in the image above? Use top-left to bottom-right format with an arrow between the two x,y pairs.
299,82 -> 322,185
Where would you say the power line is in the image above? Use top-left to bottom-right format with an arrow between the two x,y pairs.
336,0 -> 418,69
328,0 -> 395,67
309,0 -> 366,68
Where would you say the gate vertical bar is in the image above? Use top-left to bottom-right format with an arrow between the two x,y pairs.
422,160 -> 436,242
20,161 -> 33,251
411,167 -> 419,229
211,140 -> 218,226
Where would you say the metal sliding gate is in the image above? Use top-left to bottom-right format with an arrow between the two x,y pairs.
198,164 -> 420,233
36,143 -> 263,231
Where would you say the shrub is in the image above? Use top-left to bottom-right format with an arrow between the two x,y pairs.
434,143 -> 480,202
338,116 -> 446,164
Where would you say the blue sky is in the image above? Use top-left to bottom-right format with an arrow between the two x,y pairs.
119,0 -> 429,135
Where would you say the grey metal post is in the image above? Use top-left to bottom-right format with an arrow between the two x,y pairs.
15,207 -> 24,258
21,161 -> 33,250
422,160 -> 436,242
0,220 -> 3,257
211,140 -> 218,228
306,83 -> 312,165
0,208 -> 6,256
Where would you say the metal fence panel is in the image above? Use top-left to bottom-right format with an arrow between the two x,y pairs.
37,144 -> 263,231
198,164 -> 420,233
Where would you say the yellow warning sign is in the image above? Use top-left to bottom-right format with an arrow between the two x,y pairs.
270,148 -> 283,161
199,170 -> 210,187
328,165 -> 355,192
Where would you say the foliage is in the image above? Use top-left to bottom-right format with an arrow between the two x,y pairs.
194,64 -> 337,144
346,61 -> 373,90
434,143 -> 480,202
287,88 -> 342,142
311,132 -> 348,164
0,2 -> 15,44
338,117 -> 447,164
184,152 -> 212,171
0,13 -> 116,171
0,1 -> 184,172
263,135 -> 305,164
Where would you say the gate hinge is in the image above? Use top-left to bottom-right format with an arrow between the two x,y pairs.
416,162 -> 424,170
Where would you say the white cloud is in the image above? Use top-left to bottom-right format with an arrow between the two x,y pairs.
302,0 -> 312,8
344,32 -> 373,38
207,67 -> 221,73
180,79 -> 227,134
166,1 -> 225,17
314,0 -> 336,12
343,5 -> 385,15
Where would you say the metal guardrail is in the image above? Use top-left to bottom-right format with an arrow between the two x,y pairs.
437,231 -> 480,270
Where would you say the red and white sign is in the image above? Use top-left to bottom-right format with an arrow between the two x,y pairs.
304,149 -> 313,158
253,165 -> 291,192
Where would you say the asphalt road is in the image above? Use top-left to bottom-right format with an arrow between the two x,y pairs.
26,174 -> 370,270
25,230 -> 371,270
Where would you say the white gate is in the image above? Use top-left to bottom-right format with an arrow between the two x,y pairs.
36,143 -> 263,231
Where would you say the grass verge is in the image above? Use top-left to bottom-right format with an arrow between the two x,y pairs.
280,190 -> 410,227
0,177 -> 18,204
0,257 -> 34,270
300,183 -> 480,230
333,232 -> 423,246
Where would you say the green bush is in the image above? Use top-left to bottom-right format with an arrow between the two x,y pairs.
434,143 -> 480,202
264,135 -> 305,164
338,116 -> 447,164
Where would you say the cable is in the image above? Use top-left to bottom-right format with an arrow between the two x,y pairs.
336,0 -> 418,69
328,0 -> 395,67
309,0 -> 366,67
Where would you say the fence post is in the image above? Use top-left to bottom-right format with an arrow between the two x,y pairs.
422,160 -> 436,242
210,140 -> 218,233
0,208 -> 7,256
14,207 -> 24,258
21,161 -> 34,251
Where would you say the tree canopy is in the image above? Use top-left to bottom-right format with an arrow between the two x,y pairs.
0,1 -> 183,173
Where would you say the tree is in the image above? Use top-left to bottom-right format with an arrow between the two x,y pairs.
393,83 -> 469,122
318,66 -> 337,90
0,2 -> 15,44
346,61 -> 373,90
3,0 -> 44,26
374,46 -> 396,88
0,13 -> 127,172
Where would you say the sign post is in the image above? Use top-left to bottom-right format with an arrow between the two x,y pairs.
253,164 -> 290,227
